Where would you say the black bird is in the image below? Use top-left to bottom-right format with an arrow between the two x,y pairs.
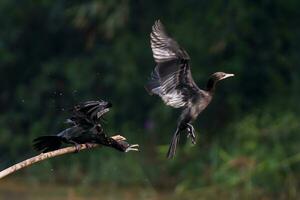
145,20 -> 234,159
33,100 -> 139,153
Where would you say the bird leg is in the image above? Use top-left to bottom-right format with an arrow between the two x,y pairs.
67,141 -> 81,153
186,123 -> 196,144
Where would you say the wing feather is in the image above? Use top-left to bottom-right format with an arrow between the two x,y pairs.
146,20 -> 201,108
68,100 -> 109,128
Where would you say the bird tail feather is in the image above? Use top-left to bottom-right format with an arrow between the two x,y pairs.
167,130 -> 180,159
33,136 -> 64,153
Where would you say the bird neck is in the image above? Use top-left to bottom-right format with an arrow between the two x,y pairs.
206,77 -> 217,93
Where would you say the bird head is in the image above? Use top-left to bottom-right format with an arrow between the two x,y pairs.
206,72 -> 234,92
112,139 -> 139,152
211,72 -> 235,82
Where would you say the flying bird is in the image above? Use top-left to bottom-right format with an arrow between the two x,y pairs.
145,20 -> 234,159
33,100 -> 138,153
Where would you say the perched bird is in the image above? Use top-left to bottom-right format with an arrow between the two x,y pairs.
145,20 -> 234,159
33,100 -> 138,153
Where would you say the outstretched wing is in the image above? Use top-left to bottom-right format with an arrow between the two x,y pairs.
146,20 -> 201,108
67,100 -> 111,129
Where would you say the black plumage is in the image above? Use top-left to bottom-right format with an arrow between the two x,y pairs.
33,100 -> 138,153
146,20 -> 234,158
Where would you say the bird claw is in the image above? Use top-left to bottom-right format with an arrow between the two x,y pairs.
85,143 -> 94,149
125,144 -> 139,152
186,124 -> 196,144
187,133 -> 196,144
74,143 -> 81,153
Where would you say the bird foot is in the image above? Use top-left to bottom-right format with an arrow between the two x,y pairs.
85,143 -> 94,149
186,124 -> 196,144
74,143 -> 81,153
125,144 -> 139,152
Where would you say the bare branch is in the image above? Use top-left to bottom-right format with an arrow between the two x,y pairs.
0,135 -> 127,180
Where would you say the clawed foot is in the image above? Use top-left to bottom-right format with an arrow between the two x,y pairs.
85,143 -> 94,149
74,143 -> 81,153
186,123 -> 196,144
125,144 -> 139,152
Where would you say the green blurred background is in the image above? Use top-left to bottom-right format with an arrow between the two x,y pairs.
0,0 -> 299,199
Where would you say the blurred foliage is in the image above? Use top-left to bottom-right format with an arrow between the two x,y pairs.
0,0 -> 299,199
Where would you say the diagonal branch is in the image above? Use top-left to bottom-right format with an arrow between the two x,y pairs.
0,135 -> 127,180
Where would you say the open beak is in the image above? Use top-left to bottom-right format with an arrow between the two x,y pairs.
223,73 -> 235,80
97,108 -> 110,118
96,102 -> 112,118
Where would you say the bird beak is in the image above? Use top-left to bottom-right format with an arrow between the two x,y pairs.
222,73 -> 235,80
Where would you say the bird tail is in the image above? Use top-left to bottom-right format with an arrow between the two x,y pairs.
33,136 -> 64,153
167,130 -> 180,159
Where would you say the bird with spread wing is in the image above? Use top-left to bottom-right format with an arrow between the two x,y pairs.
33,100 -> 139,153
146,20 -> 234,158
